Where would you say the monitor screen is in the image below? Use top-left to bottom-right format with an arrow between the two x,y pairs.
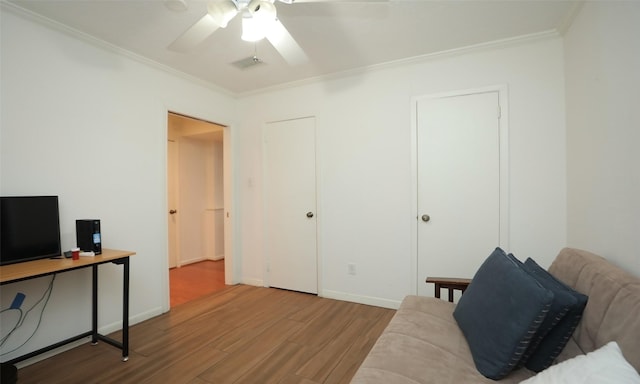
0,196 -> 62,265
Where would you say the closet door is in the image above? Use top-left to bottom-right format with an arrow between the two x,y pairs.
264,117 -> 318,294
416,91 -> 504,298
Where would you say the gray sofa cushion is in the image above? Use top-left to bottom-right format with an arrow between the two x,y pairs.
351,296 -> 535,383
548,248 -> 640,372
453,247 -> 554,380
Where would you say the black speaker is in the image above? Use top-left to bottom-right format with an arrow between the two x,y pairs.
76,219 -> 102,255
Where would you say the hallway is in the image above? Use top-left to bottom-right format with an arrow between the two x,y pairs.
169,260 -> 226,307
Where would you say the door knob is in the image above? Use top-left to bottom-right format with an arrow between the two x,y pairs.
306,212 -> 314,218
421,214 -> 430,222
169,210 -> 177,215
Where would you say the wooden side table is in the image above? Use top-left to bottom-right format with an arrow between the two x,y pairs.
426,277 -> 472,303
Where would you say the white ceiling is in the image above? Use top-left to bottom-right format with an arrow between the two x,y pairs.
6,0 -> 580,95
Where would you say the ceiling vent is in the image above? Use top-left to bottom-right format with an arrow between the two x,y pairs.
231,55 -> 264,70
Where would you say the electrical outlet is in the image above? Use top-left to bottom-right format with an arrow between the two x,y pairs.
348,263 -> 356,275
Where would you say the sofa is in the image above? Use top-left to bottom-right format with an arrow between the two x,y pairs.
351,248 -> 640,383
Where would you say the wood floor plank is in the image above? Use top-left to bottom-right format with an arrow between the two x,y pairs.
197,318 -> 305,384
15,285 -> 395,384
234,341 -> 311,384
155,286 -> 246,330
289,299 -> 358,349
279,375 -> 319,384
295,317 -> 372,382
139,345 -> 227,384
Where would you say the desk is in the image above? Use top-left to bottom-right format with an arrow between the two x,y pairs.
425,277 -> 472,303
0,248 -> 135,364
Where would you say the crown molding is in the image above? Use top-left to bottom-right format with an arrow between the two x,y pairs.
238,29 -> 561,97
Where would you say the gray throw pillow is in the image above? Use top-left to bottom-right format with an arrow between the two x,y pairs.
453,247 -> 554,380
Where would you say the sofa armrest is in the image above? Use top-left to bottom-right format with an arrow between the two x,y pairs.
425,277 -> 472,302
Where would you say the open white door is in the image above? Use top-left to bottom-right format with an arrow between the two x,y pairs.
167,139 -> 179,269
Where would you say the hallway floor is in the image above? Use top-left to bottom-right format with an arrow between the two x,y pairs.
169,260 -> 226,307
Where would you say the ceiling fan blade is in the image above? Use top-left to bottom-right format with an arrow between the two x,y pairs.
168,14 -> 221,52
279,0 -> 387,3
265,19 -> 308,66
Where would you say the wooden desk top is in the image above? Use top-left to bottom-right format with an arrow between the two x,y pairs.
0,248 -> 135,284
425,277 -> 472,285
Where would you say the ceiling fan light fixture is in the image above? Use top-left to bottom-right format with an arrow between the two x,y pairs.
164,0 -> 188,12
208,1 -> 239,28
241,1 -> 277,42
241,13 -> 265,41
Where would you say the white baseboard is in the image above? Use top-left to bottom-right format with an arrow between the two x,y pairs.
98,306 -> 164,335
15,306 -> 164,368
14,338 -> 90,368
242,278 -> 264,287
320,290 -> 402,310
178,257 -> 206,266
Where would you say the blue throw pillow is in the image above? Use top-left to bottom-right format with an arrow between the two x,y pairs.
453,248 -> 554,380
507,255 -> 577,368
521,257 -> 588,372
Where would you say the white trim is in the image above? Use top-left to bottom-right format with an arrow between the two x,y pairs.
242,278 -> 265,287
313,116 -> 323,296
239,31 -> 558,97
161,108 -> 239,310
224,124 -> 240,285
261,123 -> 270,289
100,307 -> 164,335
14,339 -> 88,368
15,305 -> 164,368
410,85 -> 510,295
409,96 -> 419,296
320,290 -> 401,310
556,1 -> 585,36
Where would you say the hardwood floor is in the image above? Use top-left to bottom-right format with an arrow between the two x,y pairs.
17,285 -> 395,384
170,260 -> 226,307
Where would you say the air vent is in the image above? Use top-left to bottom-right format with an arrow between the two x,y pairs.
231,55 -> 264,70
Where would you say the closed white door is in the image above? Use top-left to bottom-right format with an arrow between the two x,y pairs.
416,91 -> 503,297
264,117 -> 318,294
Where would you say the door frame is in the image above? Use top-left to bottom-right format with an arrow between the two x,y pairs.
409,85 -> 510,295
163,109 -> 238,312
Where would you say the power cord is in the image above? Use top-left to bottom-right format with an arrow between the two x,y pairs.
0,274 -> 56,355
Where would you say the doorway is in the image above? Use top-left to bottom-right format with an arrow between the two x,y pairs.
413,87 -> 509,298
167,112 -> 228,306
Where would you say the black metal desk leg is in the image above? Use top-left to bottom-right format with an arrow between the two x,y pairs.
92,265 -> 99,345
122,257 -> 129,362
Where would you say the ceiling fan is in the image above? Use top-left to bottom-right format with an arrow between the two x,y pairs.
168,0 -> 309,66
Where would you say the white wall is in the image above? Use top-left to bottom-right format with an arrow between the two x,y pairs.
178,137 -> 209,264
565,2 -> 640,277
1,1 -> 571,362
237,37 -> 567,307
0,7 -> 236,362
183,138 -> 225,263
207,142 -> 225,259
